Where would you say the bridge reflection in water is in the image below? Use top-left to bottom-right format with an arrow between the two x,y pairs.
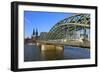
24,44 -> 90,62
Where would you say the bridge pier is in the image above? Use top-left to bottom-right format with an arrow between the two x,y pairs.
37,43 -> 64,60
41,44 -> 63,51
36,43 -> 64,51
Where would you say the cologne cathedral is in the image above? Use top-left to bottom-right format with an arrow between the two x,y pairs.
31,28 -> 39,41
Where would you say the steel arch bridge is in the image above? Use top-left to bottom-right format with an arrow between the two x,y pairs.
39,14 -> 90,41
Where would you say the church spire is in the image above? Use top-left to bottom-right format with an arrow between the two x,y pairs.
32,28 -> 35,35
36,28 -> 38,36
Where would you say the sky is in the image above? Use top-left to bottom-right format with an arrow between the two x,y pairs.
24,11 -> 75,38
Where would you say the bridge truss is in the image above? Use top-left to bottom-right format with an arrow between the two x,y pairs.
39,14 -> 90,42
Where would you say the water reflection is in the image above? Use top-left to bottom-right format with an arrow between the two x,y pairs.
24,44 -> 90,62
41,48 -> 64,60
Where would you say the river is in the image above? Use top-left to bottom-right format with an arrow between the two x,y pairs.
24,44 -> 90,62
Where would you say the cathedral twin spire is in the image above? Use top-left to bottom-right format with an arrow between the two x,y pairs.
32,28 -> 38,36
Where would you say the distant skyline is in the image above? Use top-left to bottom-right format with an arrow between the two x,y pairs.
24,11 -> 75,38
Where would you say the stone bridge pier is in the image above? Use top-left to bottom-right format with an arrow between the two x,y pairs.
36,43 -> 64,60
36,42 -> 64,51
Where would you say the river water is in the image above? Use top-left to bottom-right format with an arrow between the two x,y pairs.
24,44 -> 90,62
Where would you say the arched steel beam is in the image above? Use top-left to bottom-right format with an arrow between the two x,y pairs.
45,14 -> 90,40
46,22 -> 90,40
